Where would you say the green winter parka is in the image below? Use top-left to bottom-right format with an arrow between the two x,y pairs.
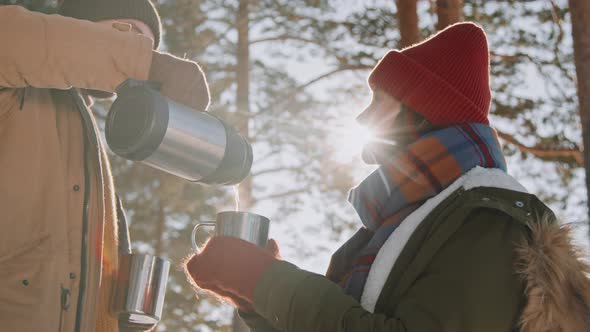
240,168 -> 590,332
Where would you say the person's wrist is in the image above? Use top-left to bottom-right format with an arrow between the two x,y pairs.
186,237 -> 277,303
239,250 -> 276,302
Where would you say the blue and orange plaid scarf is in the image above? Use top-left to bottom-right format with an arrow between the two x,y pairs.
343,123 -> 506,300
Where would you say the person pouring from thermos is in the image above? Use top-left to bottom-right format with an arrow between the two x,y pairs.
185,23 -> 590,332
0,0 -> 212,331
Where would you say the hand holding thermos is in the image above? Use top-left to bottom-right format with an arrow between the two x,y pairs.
107,56 -> 252,185
149,51 -> 211,111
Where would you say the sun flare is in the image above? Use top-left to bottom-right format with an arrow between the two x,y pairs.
326,118 -> 375,163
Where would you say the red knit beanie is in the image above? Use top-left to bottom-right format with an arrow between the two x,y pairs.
368,22 -> 491,125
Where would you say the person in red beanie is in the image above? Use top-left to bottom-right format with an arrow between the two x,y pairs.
0,1 -> 210,331
186,22 -> 590,332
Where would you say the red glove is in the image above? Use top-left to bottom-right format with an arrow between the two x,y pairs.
185,237 -> 281,311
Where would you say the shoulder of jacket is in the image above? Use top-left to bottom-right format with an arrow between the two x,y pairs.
440,167 -> 556,228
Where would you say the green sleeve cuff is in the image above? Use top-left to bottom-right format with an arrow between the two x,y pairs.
253,260 -> 311,330
253,260 -> 360,332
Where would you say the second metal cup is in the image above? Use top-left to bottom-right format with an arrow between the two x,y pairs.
192,211 -> 270,252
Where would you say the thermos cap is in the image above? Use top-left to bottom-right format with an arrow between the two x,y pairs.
106,80 -> 169,161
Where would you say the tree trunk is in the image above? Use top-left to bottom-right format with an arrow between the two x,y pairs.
396,0 -> 420,48
435,0 -> 463,31
236,0 -> 253,212
233,0 -> 251,331
569,0 -> 590,228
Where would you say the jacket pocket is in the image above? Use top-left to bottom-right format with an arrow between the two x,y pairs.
0,234 -> 57,330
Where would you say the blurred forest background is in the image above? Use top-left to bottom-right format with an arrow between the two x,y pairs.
8,0 -> 590,331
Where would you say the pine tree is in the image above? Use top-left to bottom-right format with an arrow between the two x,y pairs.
569,0 -> 590,224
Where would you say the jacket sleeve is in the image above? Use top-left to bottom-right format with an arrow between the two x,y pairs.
238,310 -> 281,332
0,5 -> 152,91
251,209 -> 525,332
252,262 -> 409,332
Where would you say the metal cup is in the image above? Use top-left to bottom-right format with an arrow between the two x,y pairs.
112,253 -> 171,326
191,211 -> 270,252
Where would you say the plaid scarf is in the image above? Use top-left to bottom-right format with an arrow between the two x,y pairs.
343,123 -> 506,300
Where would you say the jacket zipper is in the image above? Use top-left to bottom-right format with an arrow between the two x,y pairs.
74,124 -> 90,332
71,90 -> 99,332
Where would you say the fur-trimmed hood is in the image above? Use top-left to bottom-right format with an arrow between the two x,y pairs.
517,218 -> 590,332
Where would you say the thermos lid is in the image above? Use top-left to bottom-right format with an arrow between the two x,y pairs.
106,80 -> 169,161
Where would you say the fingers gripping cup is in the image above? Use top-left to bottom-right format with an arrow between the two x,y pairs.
192,212 -> 270,252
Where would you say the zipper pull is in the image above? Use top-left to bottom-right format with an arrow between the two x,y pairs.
61,285 -> 71,311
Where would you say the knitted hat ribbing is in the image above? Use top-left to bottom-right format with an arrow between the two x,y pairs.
369,22 -> 491,125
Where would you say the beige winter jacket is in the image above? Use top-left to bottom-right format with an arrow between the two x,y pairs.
0,6 -> 152,331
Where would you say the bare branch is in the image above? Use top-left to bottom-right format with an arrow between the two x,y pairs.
254,187 -> 309,202
547,0 -> 576,83
251,166 -> 303,177
264,13 -> 354,30
292,65 -> 372,94
490,51 -> 535,63
490,51 -> 573,102
250,35 -> 319,45
496,130 -> 583,165
201,25 -> 236,50
255,149 -> 282,163
248,64 -> 371,119
548,0 -> 564,43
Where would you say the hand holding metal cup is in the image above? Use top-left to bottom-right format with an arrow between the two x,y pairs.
191,211 -> 270,253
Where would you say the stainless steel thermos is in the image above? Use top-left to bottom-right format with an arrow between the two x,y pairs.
105,79 -> 253,185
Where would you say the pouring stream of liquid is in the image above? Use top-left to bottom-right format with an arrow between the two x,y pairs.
233,184 -> 240,211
